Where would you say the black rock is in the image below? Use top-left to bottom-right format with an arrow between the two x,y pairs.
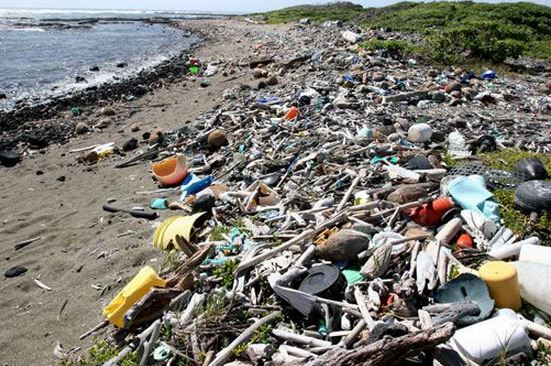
4,266 -> 27,278
57,176 -> 66,182
116,62 -> 128,68
24,133 -> 48,148
75,76 -> 87,83
0,92 -> 6,99
0,150 -> 22,167
122,138 -> 138,151
89,65 -> 100,72
298,94 -> 311,106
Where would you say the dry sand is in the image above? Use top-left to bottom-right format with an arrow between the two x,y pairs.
0,19 -> 290,365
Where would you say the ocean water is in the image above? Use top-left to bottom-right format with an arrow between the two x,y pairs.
0,9 -> 223,110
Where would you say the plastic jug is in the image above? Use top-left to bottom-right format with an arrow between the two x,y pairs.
519,244 -> 551,266
448,131 -> 471,158
103,266 -> 166,327
513,261 -> 551,316
450,309 -> 531,364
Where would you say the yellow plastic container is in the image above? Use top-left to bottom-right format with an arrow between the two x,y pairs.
153,213 -> 205,251
479,261 -> 521,311
103,266 -> 166,327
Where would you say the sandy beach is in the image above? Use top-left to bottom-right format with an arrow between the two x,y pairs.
0,19 -> 291,365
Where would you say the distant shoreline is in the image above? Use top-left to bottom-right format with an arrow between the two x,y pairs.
0,19 -> 206,149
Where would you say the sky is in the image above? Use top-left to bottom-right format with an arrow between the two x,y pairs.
0,0 -> 549,13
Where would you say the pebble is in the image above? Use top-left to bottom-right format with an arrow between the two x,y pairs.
122,138 -> 138,151
75,122 -> 90,135
100,107 -> 116,117
0,150 -> 22,167
445,82 -> 462,94
372,72 -> 386,82
96,118 -> 111,129
149,129 -> 164,145
266,76 -> 279,86
207,129 -> 229,150
130,123 -> 140,132
4,266 -> 27,278
253,68 -> 268,78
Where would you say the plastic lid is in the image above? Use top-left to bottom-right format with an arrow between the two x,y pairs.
299,264 -> 342,295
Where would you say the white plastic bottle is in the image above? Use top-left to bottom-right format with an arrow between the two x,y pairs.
513,261 -> 551,316
448,131 -> 470,158
450,309 -> 531,364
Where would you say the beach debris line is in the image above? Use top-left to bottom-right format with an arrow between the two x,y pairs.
46,20 -> 551,366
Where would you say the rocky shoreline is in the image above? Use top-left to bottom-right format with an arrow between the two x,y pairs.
0,20 -> 204,154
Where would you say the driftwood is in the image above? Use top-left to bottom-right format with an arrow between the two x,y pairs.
123,288 -> 182,329
249,57 -> 274,68
272,328 -> 332,348
305,322 -> 455,366
104,319 -> 163,366
166,241 -> 214,289
209,311 -> 281,366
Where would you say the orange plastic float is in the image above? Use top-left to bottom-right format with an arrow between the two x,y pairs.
456,233 -> 474,249
152,155 -> 188,187
284,106 -> 299,121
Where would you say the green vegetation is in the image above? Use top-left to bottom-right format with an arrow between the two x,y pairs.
61,340 -> 137,366
232,324 -> 274,356
213,259 -> 240,289
258,1 -> 551,64
259,2 -> 365,23
443,148 -> 551,236
478,149 -> 551,173
479,149 -> 551,236
363,39 -> 420,59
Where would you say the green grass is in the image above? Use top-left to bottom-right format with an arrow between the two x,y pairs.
60,340 -> 137,366
232,324 -> 274,356
443,148 -> 551,236
479,149 -> 551,236
478,149 -> 551,173
257,1 -> 551,64
212,259 -> 239,289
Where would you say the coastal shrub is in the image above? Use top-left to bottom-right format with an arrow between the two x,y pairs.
363,39 -> 420,59
426,21 -> 528,63
259,1 -> 551,63
364,2 -> 550,62
260,2 -> 364,23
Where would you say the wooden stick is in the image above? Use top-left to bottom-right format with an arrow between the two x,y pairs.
79,320 -> 109,340
272,328 -> 332,348
354,288 -> 376,330
340,319 -> 367,348
305,322 -> 455,366
209,311 -> 281,366
14,236 -> 42,250
335,174 -> 360,214
236,229 -> 314,272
